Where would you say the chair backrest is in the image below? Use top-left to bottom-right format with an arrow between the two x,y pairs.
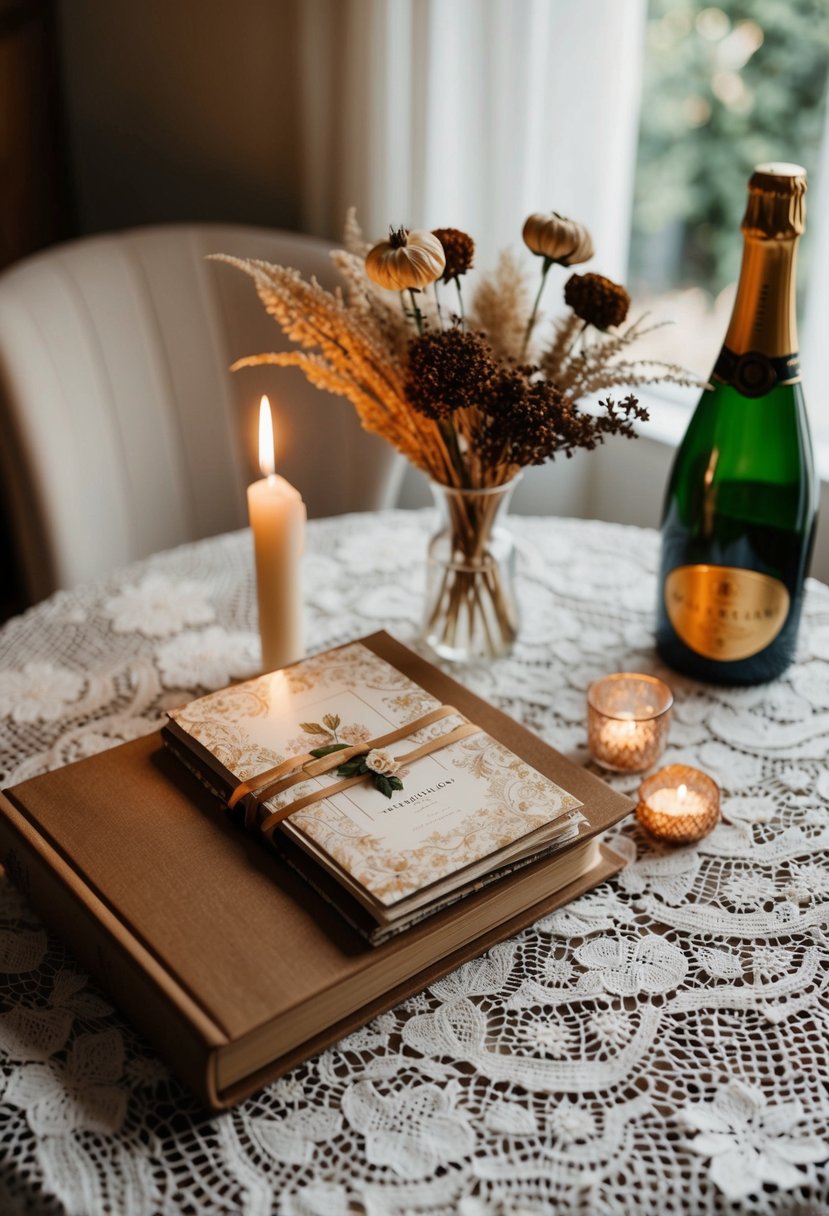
0,224 -> 401,603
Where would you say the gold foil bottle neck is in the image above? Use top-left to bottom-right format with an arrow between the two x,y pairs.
742,162 -> 807,239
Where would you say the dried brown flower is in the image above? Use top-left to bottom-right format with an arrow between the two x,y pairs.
432,228 -> 475,282
479,367 -> 646,468
480,372 -> 567,465
405,328 -> 499,420
564,273 -> 631,331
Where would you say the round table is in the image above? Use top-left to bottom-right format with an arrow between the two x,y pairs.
1,512 -> 828,1216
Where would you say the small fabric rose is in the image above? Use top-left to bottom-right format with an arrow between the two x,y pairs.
564,272 -> 631,330
432,227 -> 475,282
332,739 -> 402,796
365,749 -> 399,777
348,747 -> 404,798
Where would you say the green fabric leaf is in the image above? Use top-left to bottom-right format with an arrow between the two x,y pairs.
336,757 -> 365,777
309,743 -> 348,758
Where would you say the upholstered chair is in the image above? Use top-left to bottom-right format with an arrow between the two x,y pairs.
0,225 -> 400,603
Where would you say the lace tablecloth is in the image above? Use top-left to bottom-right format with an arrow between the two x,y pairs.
1,511 -> 828,1216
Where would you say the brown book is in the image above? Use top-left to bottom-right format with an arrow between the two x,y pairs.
0,633 -> 632,1110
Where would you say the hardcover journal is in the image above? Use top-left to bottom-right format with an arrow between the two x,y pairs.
0,632 -> 632,1109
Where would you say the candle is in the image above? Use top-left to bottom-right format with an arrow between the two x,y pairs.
587,673 -> 673,772
646,783 -> 706,817
248,396 -> 306,671
597,717 -> 638,751
637,764 -> 720,844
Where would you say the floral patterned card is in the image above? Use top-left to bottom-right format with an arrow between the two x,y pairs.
168,642 -> 584,909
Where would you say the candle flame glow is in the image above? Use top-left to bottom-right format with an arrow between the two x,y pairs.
258,395 -> 276,479
678,783 -> 687,802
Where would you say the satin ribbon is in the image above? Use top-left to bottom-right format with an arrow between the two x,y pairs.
259,719 -> 480,841
226,705 -> 481,833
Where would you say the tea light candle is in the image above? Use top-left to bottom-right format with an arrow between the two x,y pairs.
587,673 -> 673,772
248,396 -> 306,671
637,764 -> 720,844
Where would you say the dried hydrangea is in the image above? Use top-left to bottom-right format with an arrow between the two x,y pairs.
405,328 -> 499,419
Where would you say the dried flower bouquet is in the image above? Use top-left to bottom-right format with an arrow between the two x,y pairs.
217,211 -> 696,659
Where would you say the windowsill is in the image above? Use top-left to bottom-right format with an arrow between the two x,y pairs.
636,385 -> 829,483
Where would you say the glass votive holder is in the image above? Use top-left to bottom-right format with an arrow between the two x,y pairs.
637,764 -> 720,844
587,673 -> 673,773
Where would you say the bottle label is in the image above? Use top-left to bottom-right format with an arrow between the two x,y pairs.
664,565 -> 790,661
712,347 -> 800,397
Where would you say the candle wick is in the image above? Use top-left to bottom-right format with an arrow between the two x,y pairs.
267,472 -> 277,488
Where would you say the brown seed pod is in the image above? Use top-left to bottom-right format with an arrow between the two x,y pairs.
432,227 -> 475,281
564,272 -> 631,330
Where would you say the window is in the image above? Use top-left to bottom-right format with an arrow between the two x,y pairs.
627,0 -> 829,421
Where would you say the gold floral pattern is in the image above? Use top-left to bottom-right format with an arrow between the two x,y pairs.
292,730 -> 582,905
168,643 -> 583,905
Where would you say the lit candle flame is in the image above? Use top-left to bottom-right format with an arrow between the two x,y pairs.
258,395 -> 276,480
678,783 -> 687,802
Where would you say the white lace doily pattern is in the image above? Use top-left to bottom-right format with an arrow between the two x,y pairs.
1,513 -> 828,1216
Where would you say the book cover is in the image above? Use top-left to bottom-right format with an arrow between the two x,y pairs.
164,633 -> 594,936
0,632 -> 633,1109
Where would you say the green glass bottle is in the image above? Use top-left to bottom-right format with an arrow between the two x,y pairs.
657,163 -> 818,684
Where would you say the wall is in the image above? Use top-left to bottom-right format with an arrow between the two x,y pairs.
0,0 -> 68,269
57,0 -> 304,235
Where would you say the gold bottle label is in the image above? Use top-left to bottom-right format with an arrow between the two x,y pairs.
665,565 -> 790,661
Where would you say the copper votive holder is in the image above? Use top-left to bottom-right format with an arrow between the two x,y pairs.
637,764 -> 720,844
587,673 -> 673,773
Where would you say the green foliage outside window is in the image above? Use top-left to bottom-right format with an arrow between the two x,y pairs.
630,0 -> 829,299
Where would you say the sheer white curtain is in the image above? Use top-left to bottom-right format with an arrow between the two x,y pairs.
802,111 -> 829,443
299,0 -> 646,279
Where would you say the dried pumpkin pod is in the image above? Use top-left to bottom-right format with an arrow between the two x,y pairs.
365,227 -> 446,291
522,212 -> 594,265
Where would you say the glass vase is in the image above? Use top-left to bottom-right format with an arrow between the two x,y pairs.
421,478 -> 520,663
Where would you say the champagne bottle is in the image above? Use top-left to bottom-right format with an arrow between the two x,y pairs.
657,163 -> 817,684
